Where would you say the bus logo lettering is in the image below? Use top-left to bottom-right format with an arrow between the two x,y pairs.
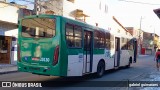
40,58 -> 50,62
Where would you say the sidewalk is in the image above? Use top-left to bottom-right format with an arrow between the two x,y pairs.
0,64 -> 18,74
138,54 -> 154,58
138,55 -> 149,57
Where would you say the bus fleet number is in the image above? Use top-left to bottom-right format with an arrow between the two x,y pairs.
40,58 -> 50,62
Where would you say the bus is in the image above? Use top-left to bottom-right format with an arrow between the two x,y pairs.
17,15 -> 137,77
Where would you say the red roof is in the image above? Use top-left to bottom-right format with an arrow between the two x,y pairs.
154,8 -> 160,19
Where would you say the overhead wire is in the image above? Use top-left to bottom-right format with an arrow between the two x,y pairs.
119,0 -> 160,6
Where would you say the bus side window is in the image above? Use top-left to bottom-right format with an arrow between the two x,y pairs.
128,39 -> 133,50
110,35 -> 114,49
67,37 -> 74,47
94,30 -> 99,48
121,37 -> 126,50
121,38 -> 128,50
74,26 -> 82,48
105,32 -> 110,50
66,23 -> 82,48
94,30 -> 105,49
100,31 -> 105,48
66,24 -> 74,47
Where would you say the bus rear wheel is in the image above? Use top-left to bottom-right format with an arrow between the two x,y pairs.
96,61 -> 105,78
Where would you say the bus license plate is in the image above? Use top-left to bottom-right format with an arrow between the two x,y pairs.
32,57 -> 39,61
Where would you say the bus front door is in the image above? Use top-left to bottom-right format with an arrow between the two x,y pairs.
133,40 -> 137,62
115,37 -> 120,67
83,31 -> 93,73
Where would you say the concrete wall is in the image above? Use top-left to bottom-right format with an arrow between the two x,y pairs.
40,0 -> 63,15
39,0 -> 110,29
0,21 -> 17,37
63,0 -> 109,28
0,2 -> 22,65
126,27 -> 141,39
0,3 -> 19,24
110,17 -> 132,38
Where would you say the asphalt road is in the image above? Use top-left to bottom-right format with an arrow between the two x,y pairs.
0,55 -> 157,90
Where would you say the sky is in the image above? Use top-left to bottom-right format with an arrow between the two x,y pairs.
6,0 -> 160,36
7,0 -> 34,9
107,0 -> 160,35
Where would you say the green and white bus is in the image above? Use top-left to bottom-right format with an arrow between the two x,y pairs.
17,15 -> 137,77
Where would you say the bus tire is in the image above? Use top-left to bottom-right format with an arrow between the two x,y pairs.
96,60 -> 105,78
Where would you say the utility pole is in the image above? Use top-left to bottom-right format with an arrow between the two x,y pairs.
139,16 -> 142,31
34,0 -> 37,15
139,16 -> 143,40
34,0 -> 40,15
153,27 -> 156,53
138,16 -> 144,55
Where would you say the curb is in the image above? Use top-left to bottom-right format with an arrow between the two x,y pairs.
0,70 -> 18,75
138,55 -> 154,58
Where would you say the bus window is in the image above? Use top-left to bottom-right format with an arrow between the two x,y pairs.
126,38 -> 129,49
66,24 -> 82,48
121,37 -> 126,50
21,18 -> 55,38
110,34 -> 114,49
94,30 -> 98,48
94,30 -> 105,48
66,24 -> 74,47
105,32 -> 110,49
39,27 -> 45,37
122,38 -> 128,50
100,31 -> 105,48
47,28 -> 55,37
21,27 -> 35,37
128,39 -> 133,50
74,26 -> 82,47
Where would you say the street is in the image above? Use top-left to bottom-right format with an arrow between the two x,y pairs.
0,55 -> 158,90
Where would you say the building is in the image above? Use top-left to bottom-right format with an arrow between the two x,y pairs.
153,33 -> 159,51
142,31 -> 154,55
0,1 -> 27,65
154,8 -> 160,19
36,0 -> 109,29
154,8 -> 160,50
111,17 -> 132,37
37,0 -> 133,39
36,0 -> 134,42
126,27 -> 143,55
158,37 -> 160,49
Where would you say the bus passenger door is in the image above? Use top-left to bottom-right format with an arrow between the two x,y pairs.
133,40 -> 137,62
114,37 -> 120,67
83,30 -> 93,73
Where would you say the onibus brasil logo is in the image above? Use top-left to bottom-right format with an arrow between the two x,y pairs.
1,82 -> 42,87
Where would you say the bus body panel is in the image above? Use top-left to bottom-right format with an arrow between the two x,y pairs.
17,15 -> 136,77
18,16 -> 68,76
120,50 -> 130,66
104,49 -> 115,70
67,54 -> 83,76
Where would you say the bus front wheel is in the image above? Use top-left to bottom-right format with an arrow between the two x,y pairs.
96,61 -> 105,78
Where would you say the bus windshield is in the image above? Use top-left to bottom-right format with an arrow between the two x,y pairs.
21,18 -> 56,38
